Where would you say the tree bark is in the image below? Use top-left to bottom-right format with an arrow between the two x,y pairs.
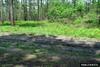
46,0 -> 49,19
9,0 -> 15,25
29,0 -> 33,20
0,0 -> 4,24
40,0 -> 43,20
37,0 -> 40,20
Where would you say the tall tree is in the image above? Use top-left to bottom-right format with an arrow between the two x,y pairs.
22,0 -> 28,21
29,0 -> 32,20
85,0 -> 91,13
97,0 -> 100,14
37,0 -> 40,20
40,0 -> 43,20
97,0 -> 100,23
46,0 -> 49,19
0,0 -> 4,24
73,0 -> 77,7
9,0 -> 15,25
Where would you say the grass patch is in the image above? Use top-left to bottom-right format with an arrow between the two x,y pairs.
96,54 -> 100,58
0,21 -> 100,39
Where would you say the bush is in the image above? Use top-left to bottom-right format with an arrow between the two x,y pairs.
48,3 -> 75,22
74,17 -> 83,24
83,13 -> 98,24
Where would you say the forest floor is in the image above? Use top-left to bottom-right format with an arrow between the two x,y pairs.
0,21 -> 100,67
0,21 -> 100,39
0,34 -> 100,67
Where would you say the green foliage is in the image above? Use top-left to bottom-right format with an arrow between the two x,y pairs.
47,0 -> 87,23
0,21 -> 100,39
96,54 -> 100,58
48,3 -> 75,22
74,17 -> 83,24
74,12 -> 99,27
75,0 -> 85,12
83,12 -> 98,24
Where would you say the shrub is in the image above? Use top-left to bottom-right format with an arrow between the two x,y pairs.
74,17 -> 83,24
48,3 -> 75,23
83,12 -> 98,24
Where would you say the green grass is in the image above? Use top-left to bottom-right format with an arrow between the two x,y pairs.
96,54 -> 100,58
0,21 -> 100,39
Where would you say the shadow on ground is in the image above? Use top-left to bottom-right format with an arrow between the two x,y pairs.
0,34 -> 100,67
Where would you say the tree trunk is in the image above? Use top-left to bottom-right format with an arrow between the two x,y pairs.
0,0 -> 4,24
29,0 -> 33,20
97,0 -> 100,23
97,0 -> 100,14
23,0 -> 28,21
73,0 -> 77,7
46,0 -> 49,19
37,0 -> 40,20
9,0 -> 15,25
